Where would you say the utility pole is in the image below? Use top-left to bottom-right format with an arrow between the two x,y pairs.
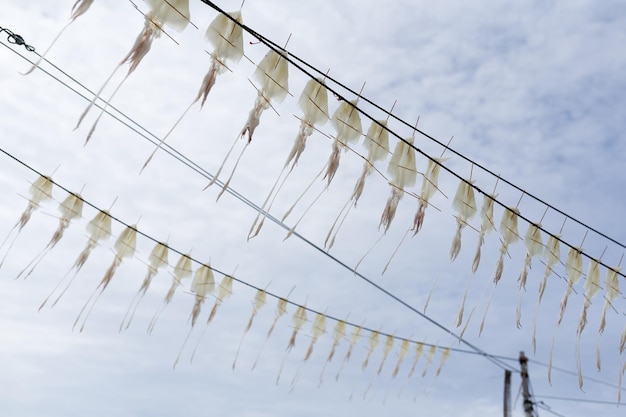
519,351 -> 536,417
503,369 -> 511,417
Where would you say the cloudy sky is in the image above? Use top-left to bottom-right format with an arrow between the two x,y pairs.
1,1 -> 626,416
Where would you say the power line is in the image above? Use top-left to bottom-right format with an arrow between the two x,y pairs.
196,0 -> 626,279
0,142 -> 512,367
0,15 -> 617,416
4,21 -> 624,380
0,36 -> 515,373
535,396 -> 622,406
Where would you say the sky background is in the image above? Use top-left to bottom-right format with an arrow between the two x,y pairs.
1,1 -> 626,416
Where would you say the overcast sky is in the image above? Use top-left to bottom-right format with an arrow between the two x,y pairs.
1,1 -> 626,416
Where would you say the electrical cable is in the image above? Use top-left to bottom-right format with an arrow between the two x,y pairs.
0,35 -> 515,373
535,395 -> 622,406
0,143 -> 511,367
0,13 -> 620,414
196,0 -> 626,281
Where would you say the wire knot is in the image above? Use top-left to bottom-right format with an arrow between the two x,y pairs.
0,26 -> 35,51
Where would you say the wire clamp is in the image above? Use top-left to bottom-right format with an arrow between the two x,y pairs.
0,26 -> 35,52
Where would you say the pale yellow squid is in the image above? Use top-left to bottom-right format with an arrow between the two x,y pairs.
515,222 -> 544,328
597,264 -> 620,370
575,258 -> 602,389
289,311 -> 327,392
276,304 -> 308,385
232,288 -> 267,370
73,224 -> 138,332
456,190 -> 498,331
353,129 -> 418,273
531,232 -> 561,352
17,191 -> 84,280
206,44 -> 290,200
119,241 -> 170,331
318,318 -> 347,387
76,0 -> 191,144
173,262 -> 215,368
189,273 -> 234,363
335,322 -> 363,382
147,252 -> 193,333
22,0 -> 95,75
281,93 -> 363,240
248,77 -> 329,240
324,110 -> 392,250
251,297 -> 289,371
478,205 -> 520,336
39,206 -> 113,311
142,9 -> 245,171
0,175 -> 54,269
547,242 -> 584,383
397,341 -> 424,399
449,176 -> 477,262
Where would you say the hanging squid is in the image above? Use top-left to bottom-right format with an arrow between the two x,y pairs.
22,0 -> 95,75
276,304 -> 307,385
173,262 -> 215,368
17,191 -> 84,280
205,45 -> 289,200
411,344 -> 438,402
190,274 -> 234,363
532,233 -> 561,352
354,131 -> 418,273
419,347 -> 452,401
248,77 -> 329,240
412,156 -> 446,235
325,115 -> 391,250
362,333 -> 395,400
548,245 -> 583,382
575,258 -> 601,389
379,136 -> 417,233
380,154 -> 448,275
318,318 -> 347,386
479,206 -> 520,335
361,329 -> 381,370
471,193 -> 498,273
0,175 -> 53,269
350,328 -> 380,401
397,342 -> 424,399
290,311 -> 327,391
335,323 -> 363,381
597,266 -> 621,368
515,223 -> 544,328
252,297 -> 288,371
392,338 -> 411,379
76,0 -> 191,144
39,207 -> 113,310
188,263 -> 216,326
73,224 -> 138,332
455,193 -> 497,328
147,252 -> 193,333
119,241 -> 170,331
304,312 -> 327,361
282,95 -> 363,240
449,178 -> 477,262
142,10 -> 245,171
232,288 -> 267,369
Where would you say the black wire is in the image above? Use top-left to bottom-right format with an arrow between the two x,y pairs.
197,0 -> 626,280
535,395 -> 622,406
1,12 -> 618,414
535,403 -> 568,417
0,39 -> 515,372
0,143 -> 511,364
